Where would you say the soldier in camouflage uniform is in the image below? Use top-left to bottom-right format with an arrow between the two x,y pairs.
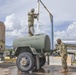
28,8 -> 39,36
55,38 -> 68,73
0,45 -> 2,52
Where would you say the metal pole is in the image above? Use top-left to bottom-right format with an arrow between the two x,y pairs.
39,0 -> 52,16
39,0 -> 54,49
37,0 -> 40,21
50,16 -> 53,50
36,0 -> 40,34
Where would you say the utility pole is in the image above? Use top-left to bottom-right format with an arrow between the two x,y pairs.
37,0 -> 54,50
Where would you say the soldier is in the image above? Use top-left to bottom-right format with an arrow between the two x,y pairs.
0,45 -> 2,53
0,46 -> 1,52
28,8 -> 39,36
55,38 -> 68,73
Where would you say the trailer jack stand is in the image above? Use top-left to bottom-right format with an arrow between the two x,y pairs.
36,54 -> 40,69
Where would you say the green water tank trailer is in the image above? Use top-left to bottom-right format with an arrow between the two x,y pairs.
13,34 -> 50,53
13,34 -> 50,72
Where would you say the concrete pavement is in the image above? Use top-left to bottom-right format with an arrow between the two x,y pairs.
0,62 -> 76,75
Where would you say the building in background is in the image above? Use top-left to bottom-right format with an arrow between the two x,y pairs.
62,39 -> 76,53
0,21 -> 5,52
66,44 -> 76,53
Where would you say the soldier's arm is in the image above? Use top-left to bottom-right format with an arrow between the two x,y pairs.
53,45 -> 59,53
54,45 -> 59,50
34,13 -> 39,18
34,13 -> 39,15
28,12 -> 33,15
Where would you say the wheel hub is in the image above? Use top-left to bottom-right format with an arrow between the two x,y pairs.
20,57 -> 29,66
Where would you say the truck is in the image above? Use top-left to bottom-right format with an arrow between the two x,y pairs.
13,34 -> 51,72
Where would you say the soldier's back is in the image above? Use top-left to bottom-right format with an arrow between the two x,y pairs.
28,12 -> 34,22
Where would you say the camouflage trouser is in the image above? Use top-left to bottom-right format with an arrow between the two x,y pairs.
61,55 -> 68,70
28,22 -> 34,36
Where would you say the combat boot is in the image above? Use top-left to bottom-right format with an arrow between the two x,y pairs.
59,69 -> 69,73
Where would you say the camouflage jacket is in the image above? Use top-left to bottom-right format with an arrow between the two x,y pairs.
28,12 -> 38,22
55,42 -> 67,57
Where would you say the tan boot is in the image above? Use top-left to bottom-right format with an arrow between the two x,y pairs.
59,69 -> 68,73
65,69 -> 69,72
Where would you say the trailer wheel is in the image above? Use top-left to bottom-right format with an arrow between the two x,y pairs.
16,52 -> 35,72
40,56 -> 46,67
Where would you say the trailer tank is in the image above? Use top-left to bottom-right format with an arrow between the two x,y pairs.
13,34 -> 50,53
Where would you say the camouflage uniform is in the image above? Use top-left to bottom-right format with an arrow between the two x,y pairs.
56,42 -> 68,70
28,9 -> 38,36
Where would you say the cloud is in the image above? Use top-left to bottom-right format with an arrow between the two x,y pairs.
5,14 -> 21,31
4,12 -> 51,46
1,0 -> 76,26
4,13 -> 28,39
54,22 -> 76,43
4,13 -> 50,37
0,0 -> 76,45
44,0 -> 76,26
4,14 -> 76,45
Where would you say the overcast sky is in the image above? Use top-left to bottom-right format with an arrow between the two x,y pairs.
0,0 -> 76,46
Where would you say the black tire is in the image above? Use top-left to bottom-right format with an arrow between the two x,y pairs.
16,52 -> 35,72
40,56 -> 46,67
